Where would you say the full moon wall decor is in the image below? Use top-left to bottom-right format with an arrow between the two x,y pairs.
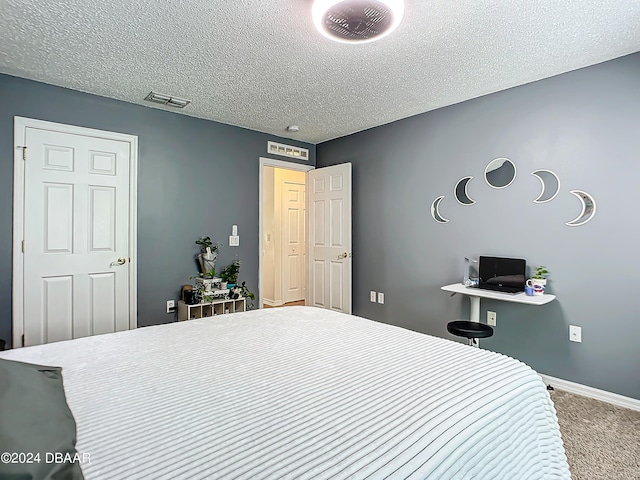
484,158 -> 516,189
430,158 -> 596,226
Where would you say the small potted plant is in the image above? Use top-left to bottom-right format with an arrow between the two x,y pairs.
220,258 -> 241,289
528,266 -> 549,296
191,268 -> 219,294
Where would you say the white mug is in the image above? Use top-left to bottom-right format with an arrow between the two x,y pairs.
526,278 -> 546,296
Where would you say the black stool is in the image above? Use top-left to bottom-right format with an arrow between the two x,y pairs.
447,320 -> 493,347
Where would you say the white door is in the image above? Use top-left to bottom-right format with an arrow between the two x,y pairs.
308,163 -> 352,314
283,179 -> 306,303
15,119 -> 136,346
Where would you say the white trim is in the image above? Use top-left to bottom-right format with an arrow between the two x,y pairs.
12,120 -> 26,348
540,374 -> 640,412
12,117 -> 138,348
258,157 -> 314,309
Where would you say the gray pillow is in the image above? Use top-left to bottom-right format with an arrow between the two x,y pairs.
0,358 -> 84,480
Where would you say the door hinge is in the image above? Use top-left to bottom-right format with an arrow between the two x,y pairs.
17,146 -> 26,161
22,334 -> 25,347
22,240 -> 25,253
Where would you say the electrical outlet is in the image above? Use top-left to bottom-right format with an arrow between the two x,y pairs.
487,311 -> 496,326
370,291 -> 376,302
377,292 -> 385,304
569,325 -> 582,343
166,300 -> 175,314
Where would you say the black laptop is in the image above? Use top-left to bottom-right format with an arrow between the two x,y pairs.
474,256 -> 526,294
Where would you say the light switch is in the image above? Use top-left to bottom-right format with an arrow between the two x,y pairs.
229,235 -> 239,246
569,325 -> 582,343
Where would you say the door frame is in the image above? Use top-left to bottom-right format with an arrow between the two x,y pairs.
12,117 -> 139,348
258,157 -> 313,309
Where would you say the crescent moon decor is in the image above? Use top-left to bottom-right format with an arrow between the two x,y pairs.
565,190 -> 596,226
430,196 -> 450,224
454,176 -> 476,205
531,169 -> 560,203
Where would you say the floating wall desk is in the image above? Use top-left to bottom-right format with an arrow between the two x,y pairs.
441,283 -> 556,323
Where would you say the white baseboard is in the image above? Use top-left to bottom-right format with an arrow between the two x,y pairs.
540,374 -> 640,412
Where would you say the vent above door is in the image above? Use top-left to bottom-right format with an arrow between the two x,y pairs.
268,141 -> 309,160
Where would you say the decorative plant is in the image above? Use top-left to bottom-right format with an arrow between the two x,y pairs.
532,266 -> 549,280
195,236 -> 220,275
239,281 -> 255,309
195,236 -> 219,253
220,258 -> 241,285
193,281 -> 206,303
190,268 -> 216,280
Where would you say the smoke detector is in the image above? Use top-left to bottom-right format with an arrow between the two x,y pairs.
312,0 -> 404,44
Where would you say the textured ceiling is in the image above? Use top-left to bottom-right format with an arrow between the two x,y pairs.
1,0 -> 640,144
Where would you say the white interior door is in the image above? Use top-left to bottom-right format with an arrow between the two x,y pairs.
308,163 -> 352,314
283,179 -> 306,303
259,158 -> 313,309
15,119 -> 136,347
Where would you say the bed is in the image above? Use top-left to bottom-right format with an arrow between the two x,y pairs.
0,306 -> 570,479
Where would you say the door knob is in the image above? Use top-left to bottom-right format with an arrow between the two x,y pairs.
111,257 -> 127,267
338,252 -> 348,260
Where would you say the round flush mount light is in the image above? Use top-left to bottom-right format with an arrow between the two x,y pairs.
312,0 -> 404,44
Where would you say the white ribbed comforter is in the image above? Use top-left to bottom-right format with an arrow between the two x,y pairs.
1,306 -> 570,479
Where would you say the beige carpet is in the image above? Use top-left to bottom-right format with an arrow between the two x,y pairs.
550,389 -> 640,479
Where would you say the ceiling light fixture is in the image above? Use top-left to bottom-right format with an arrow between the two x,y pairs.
144,91 -> 191,108
312,0 -> 404,44
286,125 -> 300,132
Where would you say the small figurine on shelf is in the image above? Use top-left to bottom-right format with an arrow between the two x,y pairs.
229,285 -> 242,300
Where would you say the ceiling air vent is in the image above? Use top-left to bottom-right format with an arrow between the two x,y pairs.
312,0 -> 404,43
268,141 -> 309,160
144,91 -> 191,108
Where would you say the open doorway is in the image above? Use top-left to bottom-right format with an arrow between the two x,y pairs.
259,158 -> 313,309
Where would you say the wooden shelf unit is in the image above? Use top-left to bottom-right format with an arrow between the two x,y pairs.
178,298 -> 246,321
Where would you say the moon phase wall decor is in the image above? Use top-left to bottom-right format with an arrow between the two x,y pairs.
485,158 -> 516,188
430,158 -> 596,226
531,170 -> 560,203
565,190 -> 596,226
430,195 -> 449,223
454,176 -> 476,205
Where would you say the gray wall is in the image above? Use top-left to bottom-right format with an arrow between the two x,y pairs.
317,53 -> 640,400
0,73 -> 315,347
